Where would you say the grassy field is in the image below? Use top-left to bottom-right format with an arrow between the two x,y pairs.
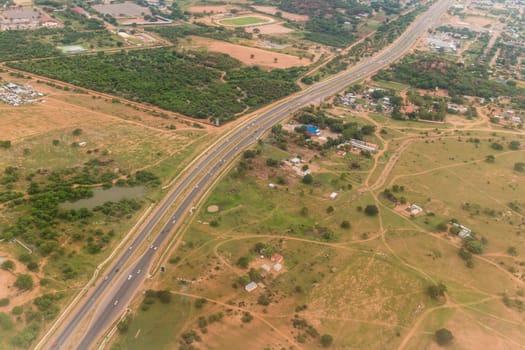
218,16 -> 271,26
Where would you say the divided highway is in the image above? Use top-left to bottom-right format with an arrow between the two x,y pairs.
43,0 -> 454,348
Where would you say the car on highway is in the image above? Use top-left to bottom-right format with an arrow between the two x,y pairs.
136,269 -> 141,274
113,300 -> 119,306
127,274 -> 132,280
104,276 -> 108,281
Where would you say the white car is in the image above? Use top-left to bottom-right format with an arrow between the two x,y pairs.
127,274 -> 132,280
113,300 -> 119,306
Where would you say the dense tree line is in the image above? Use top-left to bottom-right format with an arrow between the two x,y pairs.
11,48 -> 304,122
374,54 -> 520,99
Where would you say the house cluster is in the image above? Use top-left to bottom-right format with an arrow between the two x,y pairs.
245,253 -> 284,292
286,156 -> 311,176
0,83 -> 44,106
493,110 -> 522,124
452,223 -> 472,239
338,88 -> 393,112
0,6 -> 58,30
447,103 -> 468,114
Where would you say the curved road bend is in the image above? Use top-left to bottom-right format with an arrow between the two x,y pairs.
48,0 -> 453,348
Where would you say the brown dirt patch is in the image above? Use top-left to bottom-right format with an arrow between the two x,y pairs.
207,205 -> 220,213
187,5 -> 230,14
183,36 -> 310,69
250,23 -> 293,35
252,5 -> 309,21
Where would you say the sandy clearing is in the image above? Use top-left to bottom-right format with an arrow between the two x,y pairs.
250,23 -> 293,34
184,36 -> 310,69
187,5 -> 230,14
252,5 -> 309,21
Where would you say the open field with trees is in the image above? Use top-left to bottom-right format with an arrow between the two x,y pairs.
112,89 -> 525,348
10,48 -> 305,122
0,73 -> 213,349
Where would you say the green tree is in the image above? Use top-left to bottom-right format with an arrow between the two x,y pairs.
364,205 -> 379,216
14,274 -> 33,291
485,155 -> 495,163
464,239 -> 484,254
435,328 -> 453,346
236,256 -> 249,269
427,283 -> 447,299
302,174 -> 313,184
340,220 -> 351,229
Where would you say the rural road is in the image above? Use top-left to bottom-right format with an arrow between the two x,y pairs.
41,0 -> 454,348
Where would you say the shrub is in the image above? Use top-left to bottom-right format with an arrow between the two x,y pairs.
320,334 -> 334,347
1,260 -> 14,270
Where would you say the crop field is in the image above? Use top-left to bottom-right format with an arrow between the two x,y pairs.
113,99 -> 525,349
218,16 -> 271,27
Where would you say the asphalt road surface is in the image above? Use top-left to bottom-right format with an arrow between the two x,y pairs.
48,0 -> 453,348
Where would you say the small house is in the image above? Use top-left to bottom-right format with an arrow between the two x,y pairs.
305,125 -> 320,136
271,253 -> 284,264
273,263 -> 282,272
410,204 -> 423,215
261,264 -> 271,272
290,157 -> 301,165
329,192 -> 338,200
245,281 -> 258,292
268,183 -> 276,189
78,141 -> 87,147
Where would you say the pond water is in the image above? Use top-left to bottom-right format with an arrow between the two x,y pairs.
61,186 -> 146,210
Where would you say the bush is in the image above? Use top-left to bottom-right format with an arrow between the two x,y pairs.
320,334 -> 334,347
194,298 -> 207,308
364,205 -> 378,216
340,220 -> 351,229
1,260 -> 14,270
514,162 -> 525,172
241,312 -> 253,323
435,328 -> 453,346
0,298 -> 9,306
509,141 -> 520,150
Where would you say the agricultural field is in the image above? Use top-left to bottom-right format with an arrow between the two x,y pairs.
111,86 -> 525,349
0,72 -> 214,349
